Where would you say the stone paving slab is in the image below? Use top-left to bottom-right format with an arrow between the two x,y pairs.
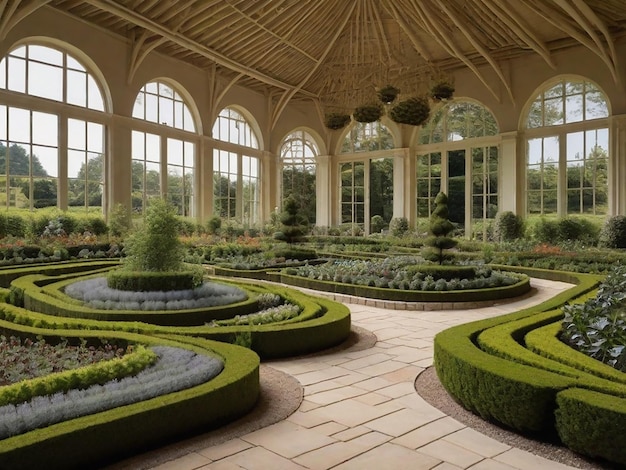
121,278 -> 582,470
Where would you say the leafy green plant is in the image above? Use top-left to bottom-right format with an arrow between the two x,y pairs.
108,203 -> 131,238
370,215 -> 386,234
561,264 -> 626,370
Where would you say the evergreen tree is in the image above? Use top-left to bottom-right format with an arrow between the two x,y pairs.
422,192 -> 457,265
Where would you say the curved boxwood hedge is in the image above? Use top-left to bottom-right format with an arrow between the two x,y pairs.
273,271 -> 531,303
0,261 -> 351,359
0,323 -> 259,470
434,268 -> 626,465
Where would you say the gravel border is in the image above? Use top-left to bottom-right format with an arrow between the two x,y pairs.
414,367 -> 617,470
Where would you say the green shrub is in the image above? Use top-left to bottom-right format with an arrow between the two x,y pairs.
108,203 -> 131,238
494,211 -> 524,242
107,268 -> 203,291
600,215 -> 626,248
532,218 -> 559,243
389,217 -> 409,237
5,214 -> 26,237
206,216 -> 222,235
533,216 -> 600,245
121,198 -> 185,273
370,215 -> 386,234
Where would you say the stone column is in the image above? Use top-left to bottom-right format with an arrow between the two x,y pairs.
610,114 -> 626,215
315,155 -> 332,228
500,131 -> 521,214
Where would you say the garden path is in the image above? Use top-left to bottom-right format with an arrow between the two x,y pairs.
111,278 -> 581,470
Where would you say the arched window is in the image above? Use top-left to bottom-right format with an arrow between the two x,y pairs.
524,78 -> 608,216
279,130 -> 318,224
417,101 -> 499,239
132,81 -> 197,216
212,107 -> 260,225
340,122 -> 394,234
0,43 -> 106,211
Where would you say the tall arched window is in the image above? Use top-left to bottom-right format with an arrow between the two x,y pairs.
340,122 -> 394,234
0,43 -> 106,211
132,81 -> 197,216
524,78 -> 609,217
417,101 -> 499,239
279,130 -> 318,224
212,107 -> 260,225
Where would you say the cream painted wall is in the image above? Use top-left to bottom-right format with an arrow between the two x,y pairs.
2,5 -> 626,227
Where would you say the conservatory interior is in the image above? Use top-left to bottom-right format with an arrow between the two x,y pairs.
0,1 -> 625,469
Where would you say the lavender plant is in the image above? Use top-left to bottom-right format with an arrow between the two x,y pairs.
65,277 -> 247,310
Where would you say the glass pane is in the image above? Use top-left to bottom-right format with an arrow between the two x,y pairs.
87,75 -> 104,111
68,149 -> 84,178
87,122 -> 103,152
585,91 -> 608,119
145,93 -> 158,122
66,55 -> 84,71
28,62 -> 63,101
145,133 -> 160,162
34,145 -> 57,177
7,57 -> 26,93
9,107 -> 30,142
67,69 -> 87,107
565,94 -> 583,123
32,112 -> 57,146
167,138 -> 183,166
29,45 -> 62,65
543,98 -> 563,126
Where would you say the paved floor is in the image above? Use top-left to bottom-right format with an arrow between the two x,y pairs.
151,278 -> 578,470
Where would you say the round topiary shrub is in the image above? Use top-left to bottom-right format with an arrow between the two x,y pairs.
494,211 -> 524,242
370,215 -> 386,234
600,215 -> 626,248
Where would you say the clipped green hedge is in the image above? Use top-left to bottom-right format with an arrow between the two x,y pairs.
526,322 -> 626,384
14,273 -> 258,326
106,269 -> 202,291
276,271 -> 531,303
556,388 -> 626,465
0,262 -> 351,359
0,325 -> 260,470
434,268 -> 626,465
404,264 -> 476,280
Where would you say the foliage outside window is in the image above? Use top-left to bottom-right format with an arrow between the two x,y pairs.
212,108 -> 260,225
0,44 -> 106,211
280,131 -> 317,225
131,131 -> 160,214
132,81 -> 197,217
525,78 -> 608,216
417,101 -> 499,239
341,122 -> 393,153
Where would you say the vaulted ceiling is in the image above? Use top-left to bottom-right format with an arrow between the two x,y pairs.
3,1 -> 626,115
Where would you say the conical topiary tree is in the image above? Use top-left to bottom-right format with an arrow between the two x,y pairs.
274,195 -> 308,244
422,192 -> 457,265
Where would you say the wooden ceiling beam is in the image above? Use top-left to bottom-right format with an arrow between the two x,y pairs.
0,0 -> 53,40
83,0 -> 317,97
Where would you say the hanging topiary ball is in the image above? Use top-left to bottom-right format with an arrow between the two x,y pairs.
353,104 -> 383,123
389,96 -> 430,126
